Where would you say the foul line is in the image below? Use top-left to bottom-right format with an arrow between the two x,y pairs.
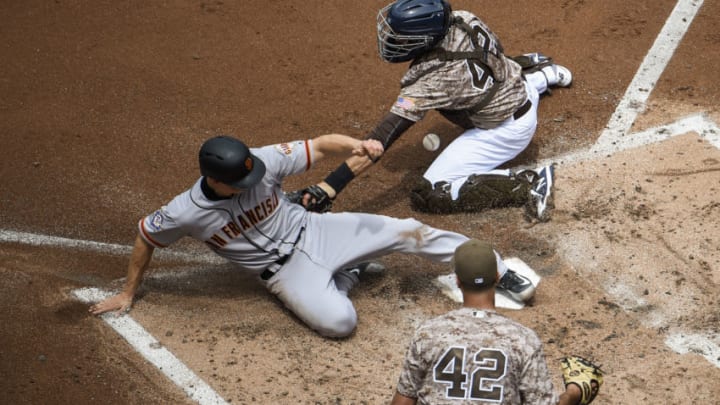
540,0 -> 720,369
533,0 -> 715,168
73,288 -> 229,405
2,0 -> 716,397
0,230 -> 229,403
594,0 -> 704,149
0,229 -> 222,264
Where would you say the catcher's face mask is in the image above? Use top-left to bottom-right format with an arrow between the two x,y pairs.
376,1 -> 450,63
377,6 -> 433,63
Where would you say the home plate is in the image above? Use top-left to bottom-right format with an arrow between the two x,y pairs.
433,257 -> 541,310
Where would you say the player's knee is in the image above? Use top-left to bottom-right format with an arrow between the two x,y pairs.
312,308 -> 357,338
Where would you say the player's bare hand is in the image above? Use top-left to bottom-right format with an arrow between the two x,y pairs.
89,292 -> 134,316
353,139 -> 384,160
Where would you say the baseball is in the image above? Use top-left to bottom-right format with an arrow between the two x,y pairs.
422,133 -> 440,151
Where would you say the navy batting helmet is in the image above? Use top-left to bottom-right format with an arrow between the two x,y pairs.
377,0 -> 452,63
198,136 -> 266,189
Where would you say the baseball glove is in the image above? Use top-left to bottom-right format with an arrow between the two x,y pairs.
285,184 -> 333,213
560,356 -> 604,405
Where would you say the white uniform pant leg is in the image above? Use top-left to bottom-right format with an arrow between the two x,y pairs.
310,212 -> 509,276
423,82 -> 540,200
303,212 -> 469,266
264,250 -> 358,338
524,70 -> 550,95
263,212 -> 509,337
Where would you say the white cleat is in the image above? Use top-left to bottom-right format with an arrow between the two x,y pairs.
542,64 -> 573,87
346,261 -> 386,278
497,269 -> 536,302
530,165 -> 555,221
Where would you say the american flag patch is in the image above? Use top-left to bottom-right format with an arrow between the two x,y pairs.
394,96 -> 416,110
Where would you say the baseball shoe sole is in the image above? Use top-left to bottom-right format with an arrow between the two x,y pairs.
497,269 -> 536,302
530,165 -> 555,221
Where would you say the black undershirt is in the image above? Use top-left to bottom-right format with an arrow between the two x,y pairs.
200,177 -> 232,201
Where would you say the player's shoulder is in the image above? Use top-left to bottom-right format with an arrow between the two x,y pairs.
448,308 -> 541,343
415,307 -> 481,333
159,180 -> 197,216
254,140 -> 307,158
491,312 -> 543,346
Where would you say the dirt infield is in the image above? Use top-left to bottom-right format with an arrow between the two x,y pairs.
2,0 -> 719,404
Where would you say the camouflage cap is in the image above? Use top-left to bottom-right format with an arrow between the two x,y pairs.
453,239 -> 498,290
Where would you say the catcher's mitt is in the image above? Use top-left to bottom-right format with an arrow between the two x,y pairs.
560,356 -> 604,405
285,184 -> 333,213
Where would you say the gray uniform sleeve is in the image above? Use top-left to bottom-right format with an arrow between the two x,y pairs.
253,140 -> 313,182
138,205 -> 187,248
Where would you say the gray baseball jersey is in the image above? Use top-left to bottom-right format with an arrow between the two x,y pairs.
139,140 -> 312,270
396,308 -> 558,404
136,138 -> 507,336
390,11 -> 527,130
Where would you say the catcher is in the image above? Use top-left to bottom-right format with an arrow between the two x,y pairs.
391,239 -> 603,405
289,0 -> 573,221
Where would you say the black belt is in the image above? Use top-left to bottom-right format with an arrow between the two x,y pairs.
260,255 -> 288,280
513,99 -> 531,120
259,227 -> 305,281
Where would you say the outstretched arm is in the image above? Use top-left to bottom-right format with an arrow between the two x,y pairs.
89,234 -> 155,315
310,133 -> 384,162
315,112 -> 415,199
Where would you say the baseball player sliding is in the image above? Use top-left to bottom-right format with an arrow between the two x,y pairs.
89,134 -> 533,337
289,0 -> 572,221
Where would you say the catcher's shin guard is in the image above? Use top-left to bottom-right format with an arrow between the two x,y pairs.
410,172 -> 535,214
455,172 -> 533,211
410,180 -> 458,214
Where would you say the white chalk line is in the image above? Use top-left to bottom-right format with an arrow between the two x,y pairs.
544,0 -> 720,369
538,113 -> 720,167
532,0 -> 716,168
0,231 -> 229,403
595,0 -> 704,149
0,229 -> 223,264
73,288 -> 229,405
1,0 -> 716,393
665,333 -> 720,369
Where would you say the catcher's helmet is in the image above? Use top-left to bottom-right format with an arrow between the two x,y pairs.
198,136 -> 266,189
377,0 -> 452,63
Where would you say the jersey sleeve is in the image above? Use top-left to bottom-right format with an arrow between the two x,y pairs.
390,66 -> 459,122
395,330 -> 427,399
253,140 -> 313,181
516,338 -> 559,404
390,94 -> 427,122
138,205 -> 187,248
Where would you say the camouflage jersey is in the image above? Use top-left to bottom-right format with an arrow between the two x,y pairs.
396,308 -> 558,404
390,10 -> 527,130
